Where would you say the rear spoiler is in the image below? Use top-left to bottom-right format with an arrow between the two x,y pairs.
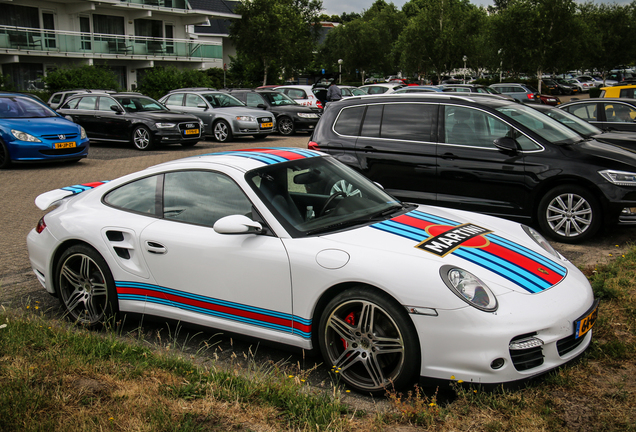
35,181 -> 109,210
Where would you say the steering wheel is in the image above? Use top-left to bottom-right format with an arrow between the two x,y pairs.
319,191 -> 347,217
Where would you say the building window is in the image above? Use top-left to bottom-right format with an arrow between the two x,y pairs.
93,14 -> 125,41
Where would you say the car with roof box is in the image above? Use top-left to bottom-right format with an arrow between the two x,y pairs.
309,92 -> 636,243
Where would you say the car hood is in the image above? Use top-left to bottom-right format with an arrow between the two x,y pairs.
572,138 -> 636,166
133,111 -> 201,122
212,106 -> 274,118
593,131 -> 636,148
269,104 -> 321,114
320,205 -> 568,296
3,116 -> 81,135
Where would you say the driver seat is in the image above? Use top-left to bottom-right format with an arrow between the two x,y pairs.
259,177 -> 303,225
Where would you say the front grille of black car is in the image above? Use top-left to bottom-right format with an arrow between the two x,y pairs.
39,146 -> 86,156
42,133 -> 79,140
509,333 -> 545,371
178,122 -> 201,138
556,333 -> 586,356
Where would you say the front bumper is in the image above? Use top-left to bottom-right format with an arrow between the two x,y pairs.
9,137 -> 89,162
293,117 -> 320,132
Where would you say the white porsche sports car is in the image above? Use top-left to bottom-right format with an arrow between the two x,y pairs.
27,148 -> 598,394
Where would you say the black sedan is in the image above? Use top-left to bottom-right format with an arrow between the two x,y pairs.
225,89 -> 321,135
559,98 -> 636,133
57,93 -> 203,150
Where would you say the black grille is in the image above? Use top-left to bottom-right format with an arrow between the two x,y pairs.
178,122 -> 201,138
509,333 -> 544,371
39,146 -> 86,156
557,333 -> 586,356
257,117 -> 273,123
42,133 -> 79,140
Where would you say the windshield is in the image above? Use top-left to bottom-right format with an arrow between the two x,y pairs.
541,107 -> 602,138
262,92 -> 299,106
495,103 -> 584,144
202,93 -> 245,108
0,96 -> 57,118
246,156 -> 403,237
115,96 -> 167,113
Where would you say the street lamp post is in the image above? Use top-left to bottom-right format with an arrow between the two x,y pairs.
498,49 -> 503,83
462,55 -> 467,83
338,59 -> 343,84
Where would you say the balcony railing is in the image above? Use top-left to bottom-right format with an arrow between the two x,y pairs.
126,0 -> 190,8
0,26 -> 222,60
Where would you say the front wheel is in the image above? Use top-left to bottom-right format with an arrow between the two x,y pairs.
132,126 -> 154,150
538,185 -> 601,243
55,244 -> 118,328
318,287 -> 420,394
277,117 -> 295,135
213,120 -> 233,143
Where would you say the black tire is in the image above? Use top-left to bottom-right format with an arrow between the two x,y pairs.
180,141 -> 199,147
318,287 -> 420,394
55,244 -> 118,328
0,140 -> 11,169
277,117 -> 295,136
213,120 -> 233,143
538,185 -> 601,243
253,134 -> 268,140
132,125 -> 154,151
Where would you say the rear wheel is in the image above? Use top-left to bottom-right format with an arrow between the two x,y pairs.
132,126 -> 154,151
213,120 -> 233,143
318,287 -> 420,394
0,140 -> 11,169
538,185 -> 601,243
55,244 -> 118,328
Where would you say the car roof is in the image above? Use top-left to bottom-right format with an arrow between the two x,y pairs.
334,92 -> 514,108
168,88 -> 218,92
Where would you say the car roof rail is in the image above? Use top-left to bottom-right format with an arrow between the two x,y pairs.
168,87 -> 217,92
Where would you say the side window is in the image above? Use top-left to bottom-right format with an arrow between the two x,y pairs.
62,98 -> 80,109
246,93 -> 265,107
76,96 -> 97,110
164,94 -> 184,106
97,97 -> 117,112
619,88 -> 635,98
185,94 -> 204,108
104,175 -> 159,216
381,103 -> 435,141
163,171 -> 252,228
445,106 -> 512,148
288,89 -> 306,99
361,105 -> 383,137
334,106 -> 365,136
50,94 -> 62,104
565,103 -> 597,121
605,103 -> 636,123
367,87 -> 388,95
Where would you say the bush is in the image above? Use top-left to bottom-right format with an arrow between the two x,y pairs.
43,66 -> 120,93
589,87 -> 602,98
137,67 -> 216,100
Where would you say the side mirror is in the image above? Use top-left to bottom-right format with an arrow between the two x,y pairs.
214,215 -> 262,234
110,105 -> 124,113
493,137 -> 519,153
197,103 -> 208,110
257,104 -> 267,109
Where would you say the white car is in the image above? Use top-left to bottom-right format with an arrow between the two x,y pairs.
274,85 -> 324,109
26,148 -> 597,394
358,83 -> 406,94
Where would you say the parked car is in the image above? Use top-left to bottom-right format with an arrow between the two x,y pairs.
575,75 -> 604,88
358,83 -> 406,95
558,98 -> 636,133
394,85 -> 444,93
532,104 -> 636,150
540,79 -> 560,95
489,83 -> 540,103
440,84 -> 516,101
274,85 -> 324,109
47,89 -> 116,110
57,92 -> 203,150
159,89 -> 275,142
599,85 -> 636,99
27,147 -> 597,394
566,78 -> 595,93
339,86 -> 367,97
0,93 -> 89,168
554,78 -> 579,95
536,94 -> 561,106
309,93 -> 636,243
224,89 -> 320,136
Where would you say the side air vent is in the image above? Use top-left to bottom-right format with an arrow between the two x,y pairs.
106,231 -> 125,242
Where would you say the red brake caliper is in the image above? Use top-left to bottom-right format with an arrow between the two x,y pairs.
341,312 -> 356,350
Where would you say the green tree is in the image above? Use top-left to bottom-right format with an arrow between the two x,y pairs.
43,65 -> 120,92
136,67 -> 213,99
230,0 -> 322,85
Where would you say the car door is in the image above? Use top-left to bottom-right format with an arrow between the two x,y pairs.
600,101 -> 636,132
139,170 -> 293,337
65,96 -> 99,137
353,102 -> 439,203
96,96 -> 130,140
560,102 -> 602,129
436,105 -> 532,219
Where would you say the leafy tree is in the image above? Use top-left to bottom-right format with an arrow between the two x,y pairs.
136,67 -> 213,99
230,0 -> 322,85
42,65 -> 120,92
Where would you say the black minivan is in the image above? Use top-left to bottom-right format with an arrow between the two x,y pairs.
309,93 -> 636,243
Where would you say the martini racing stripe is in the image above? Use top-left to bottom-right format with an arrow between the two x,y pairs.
116,281 -> 311,338
61,181 -> 109,194
372,210 -> 567,293
211,148 -> 322,165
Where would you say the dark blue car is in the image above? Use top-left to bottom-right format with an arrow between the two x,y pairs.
0,93 -> 89,169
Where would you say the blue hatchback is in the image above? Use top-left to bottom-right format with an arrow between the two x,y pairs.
0,93 -> 89,169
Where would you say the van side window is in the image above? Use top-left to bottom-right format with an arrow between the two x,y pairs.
381,104 -> 435,141
334,106 -> 365,136
361,105 -> 383,137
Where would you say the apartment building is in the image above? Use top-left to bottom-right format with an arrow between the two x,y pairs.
0,0 -> 240,90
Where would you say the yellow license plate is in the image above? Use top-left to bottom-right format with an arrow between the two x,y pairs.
184,129 -> 199,135
575,300 -> 599,339
55,141 -> 76,149
260,122 -> 273,128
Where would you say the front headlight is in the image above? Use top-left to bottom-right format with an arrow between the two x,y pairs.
80,126 -> 87,139
522,225 -> 559,258
11,130 -> 41,142
440,265 -> 498,312
236,116 -> 256,122
155,122 -> 176,129
297,112 -> 319,119
599,169 -> 636,186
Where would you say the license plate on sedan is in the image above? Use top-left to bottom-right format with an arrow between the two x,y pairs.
184,129 -> 199,135
55,141 -> 76,149
574,300 -> 599,339
260,122 -> 273,128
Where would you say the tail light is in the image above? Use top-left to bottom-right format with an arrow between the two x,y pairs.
308,141 -> 320,150
316,101 -> 323,109
528,93 -> 535,100
36,217 -> 46,234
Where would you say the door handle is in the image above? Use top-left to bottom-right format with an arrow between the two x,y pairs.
441,152 -> 457,160
146,241 -> 167,254
363,146 -> 376,152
